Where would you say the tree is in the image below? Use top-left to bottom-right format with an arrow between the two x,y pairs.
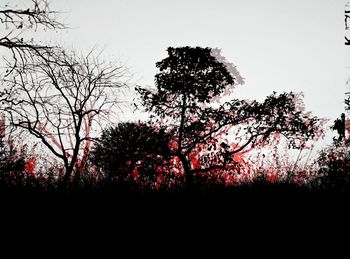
332,113 -> 346,142
316,139 -> 350,192
0,0 -> 65,73
137,46 -> 323,188
91,122 -> 180,189
0,48 -> 129,185
314,112 -> 350,193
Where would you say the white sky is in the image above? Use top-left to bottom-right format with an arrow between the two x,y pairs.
3,0 -> 350,147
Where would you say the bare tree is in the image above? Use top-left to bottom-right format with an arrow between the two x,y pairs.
0,48 -> 129,185
0,0 -> 65,73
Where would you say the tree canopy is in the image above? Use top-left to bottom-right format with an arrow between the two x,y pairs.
135,46 -> 323,188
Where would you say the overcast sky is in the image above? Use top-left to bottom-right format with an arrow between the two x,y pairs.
3,0 -> 349,147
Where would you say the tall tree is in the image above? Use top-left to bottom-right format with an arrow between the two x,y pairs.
0,48 -> 128,185
137,46 -> 323,188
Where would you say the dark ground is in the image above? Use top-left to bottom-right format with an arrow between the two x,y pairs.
1,183 -> 349,222
0,184 -> 348,253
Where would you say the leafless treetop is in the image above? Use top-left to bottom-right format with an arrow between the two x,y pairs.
0,0 -> 66,73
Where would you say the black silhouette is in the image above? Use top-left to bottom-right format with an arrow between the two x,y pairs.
345,10 -> 350,30
332,113 -> 346,141
0,2 -> 347,226
0,139 -> 25,189
346,36 -> 350,45
316,138 -> 350,193
136,46 -> 321,188
91,122 -> 174,189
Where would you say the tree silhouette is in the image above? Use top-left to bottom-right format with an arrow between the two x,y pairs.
0,48 -> 128,185
137,46 -> 323,189
91,122 -> 181,189
316,141 -> 350,192
332,113 -> 346,141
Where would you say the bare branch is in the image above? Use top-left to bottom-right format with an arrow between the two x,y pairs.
0,47 -> 129,184
0,0 -> 67,74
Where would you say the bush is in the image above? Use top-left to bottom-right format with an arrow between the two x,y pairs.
90,122 -> 181,190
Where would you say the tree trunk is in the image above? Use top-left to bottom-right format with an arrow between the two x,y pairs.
61,140 -> 81,187
179,154 -> 193,190
62,163 -> 74,185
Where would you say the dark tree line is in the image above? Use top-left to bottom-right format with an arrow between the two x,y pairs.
1,1 -> 347,195
93,47 -> 322,189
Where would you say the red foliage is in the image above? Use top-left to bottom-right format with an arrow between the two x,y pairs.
24,158 -> 36,175
266,170 -> 277,184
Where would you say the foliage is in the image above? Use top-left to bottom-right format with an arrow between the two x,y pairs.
91,122 -> 182,189
0,139 -> 24,173
136,46 -> 323,187
313,121 -> 350,192
0,139 -> 26,189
